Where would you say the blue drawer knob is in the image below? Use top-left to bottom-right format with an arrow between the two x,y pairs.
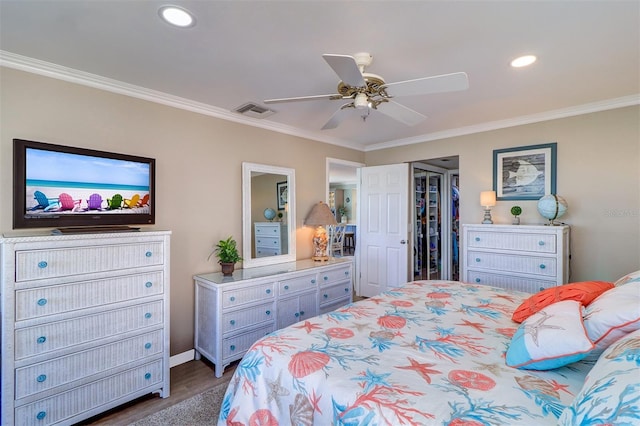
284,285 -> 289,290
475,258 -> 481,262
311,279 -> 316,284
145,281 -> 153,288
145,312 -> 152,319
294,312 -> 299,317
38,261 -> 48,269
475,237 -> 480,242
344,271 -> 349,276
539,264 -> 546,269
230,345 -> 236,351
230,319 -> 236,325
145,342 -> 152,349
266,289 -> 271,294
538,241 -> 545,246
36,411 -> 46,420
324,294 -> 328,298
144,372 -> 151,380
344,288 -> 349,292
37,374 -> 47,383
300,311 -> 305,316
323,276 -> 328,281
37,298 -> 47,306
230,296 -> 236,301
146,251 -> 152,257
265,310 -> 271,315
475,278 -> 481,283
37,336 -> 46,344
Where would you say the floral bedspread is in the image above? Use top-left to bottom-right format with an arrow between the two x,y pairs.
218,280 -> 591,425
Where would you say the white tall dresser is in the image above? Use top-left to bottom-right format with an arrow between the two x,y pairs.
462,224 -> 570,293
1,230 -> 171,426
254,222 -> 288,257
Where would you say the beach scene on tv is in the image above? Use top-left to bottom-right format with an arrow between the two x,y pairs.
24,148 -> 151,216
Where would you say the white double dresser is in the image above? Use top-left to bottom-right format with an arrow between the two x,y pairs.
0,230 -> 171,426
194,258 -> 353,377
462,224 -> 570,293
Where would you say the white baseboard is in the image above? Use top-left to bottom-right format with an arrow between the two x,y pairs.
170,349 -> 195,368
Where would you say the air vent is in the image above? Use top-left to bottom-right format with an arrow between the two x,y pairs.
234,102 -> 275,119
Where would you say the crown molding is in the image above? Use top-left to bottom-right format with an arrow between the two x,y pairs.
366,94 -> 640,152
2,50 -> 637,154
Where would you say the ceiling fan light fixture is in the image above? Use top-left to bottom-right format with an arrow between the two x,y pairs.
159,6 -> 195,28
354,93 -> 368,110
511,55 -> 537,68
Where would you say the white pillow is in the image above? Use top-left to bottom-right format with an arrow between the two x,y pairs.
583,281 -> 640,355
558,329 -> 640,425
614,269 -> 640,287
505,300 -> 594,370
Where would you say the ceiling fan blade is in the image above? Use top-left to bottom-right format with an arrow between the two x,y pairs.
382,72 -> 469,98
376,100 -> 426,126
322,54 -> 365,87
264,93 -> 342,104
321,104 -> 353,130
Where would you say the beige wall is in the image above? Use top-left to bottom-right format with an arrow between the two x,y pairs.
0,68 -> 364,355
366,106 -> 640,282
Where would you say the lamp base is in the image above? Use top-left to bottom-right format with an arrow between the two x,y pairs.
312,255 -> 329,262
312,226 -> 329,261
482,208 -> 493,224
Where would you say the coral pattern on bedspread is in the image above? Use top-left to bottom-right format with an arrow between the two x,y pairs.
218,281 -> 591,425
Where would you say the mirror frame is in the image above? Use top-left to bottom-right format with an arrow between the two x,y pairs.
242,162 -> 296,268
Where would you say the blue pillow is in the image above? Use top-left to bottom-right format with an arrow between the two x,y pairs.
506,300 -> 594,370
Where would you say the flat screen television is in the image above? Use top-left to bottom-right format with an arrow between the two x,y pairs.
13,139 -> 155,231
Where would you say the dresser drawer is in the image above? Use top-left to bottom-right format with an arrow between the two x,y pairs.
222,325 -> 274,361
254,224 -> 281,236
222,302 -> 274,334
278,273 -> 317,295
320,282 -> 352,305
466,251 -> 557,277
319,298 -> 351,315
15,329 -> 163,399
466,231 -> 557,253
255,236 -> 281,248
15,300 -> 163,360
256,247 -> 281,257
318,266 -> 352,287
15,272 -> 164,321
466,270 -> 556,293
222,283 -> 275,308
15,242 -> 165,282
14,359 -> 163,426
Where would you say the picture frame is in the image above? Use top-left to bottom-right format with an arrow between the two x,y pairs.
493,143 -> 557,200
276,181 -> 288,210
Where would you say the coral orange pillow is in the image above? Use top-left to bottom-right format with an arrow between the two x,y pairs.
512,281 -> 614,323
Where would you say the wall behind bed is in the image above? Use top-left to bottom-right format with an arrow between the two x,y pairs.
365,105 -> 640,283
0,67 -> 365,356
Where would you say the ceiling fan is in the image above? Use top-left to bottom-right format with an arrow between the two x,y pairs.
264,52 -> 469,130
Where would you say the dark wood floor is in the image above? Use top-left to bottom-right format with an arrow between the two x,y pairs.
80,358 -> 236,425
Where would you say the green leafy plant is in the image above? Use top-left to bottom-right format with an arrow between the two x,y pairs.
337,206 -> 348,216
208,236 -> 243,264
510,206 -> 522,217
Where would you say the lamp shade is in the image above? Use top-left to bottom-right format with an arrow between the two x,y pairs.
480,191 -> 497,207
305,201 -> 338,226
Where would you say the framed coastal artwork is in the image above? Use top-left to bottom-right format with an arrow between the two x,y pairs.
276,181 -> 288,210
493,143 -> 557,200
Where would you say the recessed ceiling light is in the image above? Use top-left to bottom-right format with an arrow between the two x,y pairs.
511,55 -> 537,68
159,6 -> 195,28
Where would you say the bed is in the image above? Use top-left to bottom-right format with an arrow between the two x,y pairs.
218,274 -> 640,425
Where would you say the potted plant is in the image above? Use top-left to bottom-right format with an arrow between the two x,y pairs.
337,206 -> 348,223
510,205 -> 522,225
208,236 -> 243,276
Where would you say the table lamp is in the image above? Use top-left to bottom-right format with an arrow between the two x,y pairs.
305,201 -> 337,261
480,190 -> 496,224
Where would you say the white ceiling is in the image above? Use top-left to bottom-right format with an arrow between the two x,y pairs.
1,1 -> 638,152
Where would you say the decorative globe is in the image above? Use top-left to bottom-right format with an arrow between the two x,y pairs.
263,208 -> 276,221
537,194 -> 568,224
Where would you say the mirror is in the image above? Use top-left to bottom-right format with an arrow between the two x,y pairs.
242,162 -> 296,268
